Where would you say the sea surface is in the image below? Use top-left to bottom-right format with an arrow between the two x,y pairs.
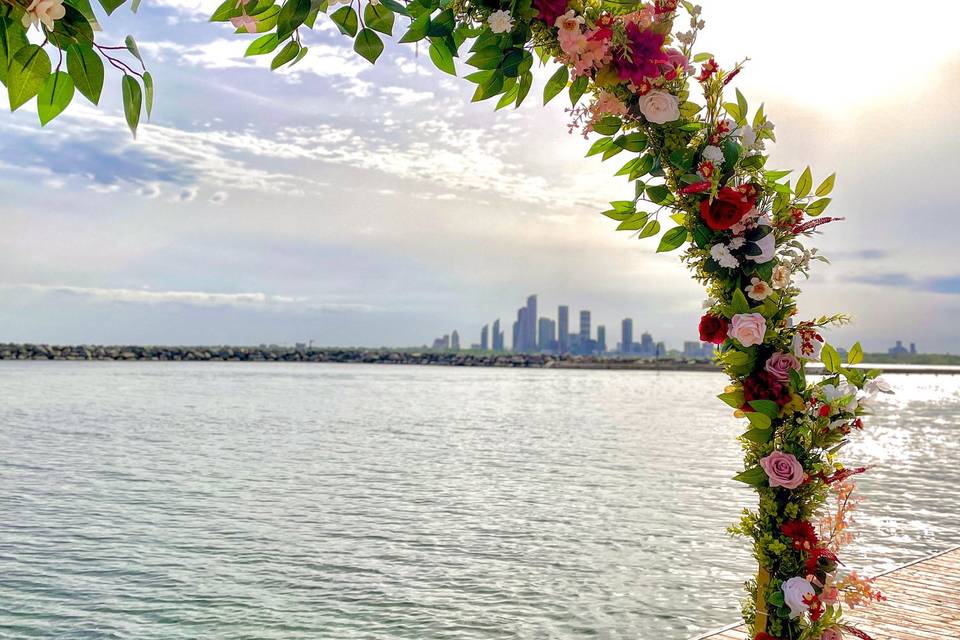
1,362 -> 958,639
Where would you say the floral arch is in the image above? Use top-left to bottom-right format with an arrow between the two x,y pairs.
1,0 -> 892,637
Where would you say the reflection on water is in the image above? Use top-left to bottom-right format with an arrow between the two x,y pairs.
0,362 -> 957,639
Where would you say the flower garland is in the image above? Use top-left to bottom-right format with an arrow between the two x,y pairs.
2,0 -> 896,636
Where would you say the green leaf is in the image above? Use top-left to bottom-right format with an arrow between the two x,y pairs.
499,48 -> 529,78
7,45 -> 51,112
816,173 -> 836,197
746,411 -> 772,430
352,28 -> 383,64
741,428 -> 772,444
378,0 -> 408,16
638,219 -> 660,239
731,288 -> 750,314
398,12 -> 429,43
848,341 -> 864,366
471,69 -> 503,101
364,2 -> 394,35
795,166 -> 813,198
615,132 -> 647,152
428,40 -> 455,75
66,44 -> 104,105
329,5 -> 358,36
656,226 -> 687,253
271,40 -> 301,69
514,70 -> 532,107
466,46 -> 500,70
245,33 -> 280,56
97,0 -> 125,15
142,71 -> 153,118
821,343 -> 841,373
722,102 -> 742,122
592,116 -> 621,136
0,16 -> 30,85
749,400 -> 780,419
425,8 -> 453,36
805,198 -> 831,217
121,74 -> 142,137
718,390 -> 744,409
735,88 -> 748,122
645,184 -> 671,204
277,0 -> 310,39
568,74 -> 587,106
616,213 -> 649,231
733,465 -> 767,486
543,65 -> 567,104
585,137 -> 612,157
37,71 -> 74,125
124,35 -> 143,65
210,0 -> 242,21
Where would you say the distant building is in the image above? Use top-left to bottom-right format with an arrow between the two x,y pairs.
538,317 -> 557,352
451,330 -> 460,351
683,341 -> 713,359
492,319 -> 504,351
511,317 -> 520,352
655,341 -> 666,358
910,342 -> 917,355
639,331 -> 655,357
480,324 -> 489,351
888,340 -> 909,356
597,325 -> 607,353
523,295 -> 538,353
621,318 -> 634,354
558,305 -> 570,354
579,310 -> 591,343
431,334 -> 451,350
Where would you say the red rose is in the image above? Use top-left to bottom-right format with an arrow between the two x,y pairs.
742,371 -> 792,409
698,314 -> 729,345
699,186 -> 754,231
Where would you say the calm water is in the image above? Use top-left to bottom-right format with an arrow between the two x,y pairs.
1,362 -> 957,639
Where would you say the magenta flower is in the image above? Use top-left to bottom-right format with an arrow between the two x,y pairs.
533,0 -> 569,28
612,23 -> 668,85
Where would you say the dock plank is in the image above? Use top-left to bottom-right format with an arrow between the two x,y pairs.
693,546 -> 960,640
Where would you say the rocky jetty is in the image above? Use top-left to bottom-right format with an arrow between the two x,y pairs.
0,343 -> 719,370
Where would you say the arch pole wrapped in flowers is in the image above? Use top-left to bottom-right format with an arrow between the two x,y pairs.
3,0 -> 894,636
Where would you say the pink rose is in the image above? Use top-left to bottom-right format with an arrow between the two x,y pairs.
728,313 -> 767,347
821,627 -> 844,640
764,352 -> 801,382
760,451 -> 805,489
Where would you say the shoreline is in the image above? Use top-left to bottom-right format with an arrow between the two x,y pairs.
1,344 -> 958,374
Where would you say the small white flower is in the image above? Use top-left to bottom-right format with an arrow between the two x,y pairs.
771,264 -> 791,290
745,277 -> 772,301
487,9 -> 514,33
737,124 -> 757,148
710,243 -> 739,269
727,236 -> 745,250
865,377 -> 893,396
701,145 -> 724,164
702,297 -> 717,309
821,382 -> 859,413
22,0 -> 65,29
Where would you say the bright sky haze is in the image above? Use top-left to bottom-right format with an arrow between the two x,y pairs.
2,0 -> 959,351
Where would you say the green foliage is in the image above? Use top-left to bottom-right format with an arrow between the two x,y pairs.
656,226 -> 687,253
67,44 -> 104,104
7,45 -> 51,112
277,0 -> 310,39
364,3 -> 395,35
821,343 -> 842,373
38,71 -> 74,125
428,40 -> 455,75
353,29 -> 383,64
330,5 -> 358,36
121,74 -> 142,137
543,66 -> 567,104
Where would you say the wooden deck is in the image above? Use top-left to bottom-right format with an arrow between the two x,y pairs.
693,546 -> 960,640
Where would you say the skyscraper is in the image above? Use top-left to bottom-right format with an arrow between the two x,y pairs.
579,310 -> 591,343
512,317 -> 520,352
597,325 -> 606,353
523,295 -> 537,353
451,330 -> 460,351
621,318 -> 633,354
558,305 -> 569,354
480,324 -> 489,351
640,331 -> 654,356
538,317 -> 556,352
492,319 -> 503,351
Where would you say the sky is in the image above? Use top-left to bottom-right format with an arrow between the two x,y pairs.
2,1 -> 959,352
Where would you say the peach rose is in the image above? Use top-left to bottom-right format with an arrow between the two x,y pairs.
728,312 -> 766,347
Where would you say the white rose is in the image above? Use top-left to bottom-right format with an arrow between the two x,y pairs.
701,144 -> 724,164
638,90 -> 680,124
783,576 -> 815,619
487,10 -> 514,33
21,0 -> 65,29
737,124 -> 757,148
